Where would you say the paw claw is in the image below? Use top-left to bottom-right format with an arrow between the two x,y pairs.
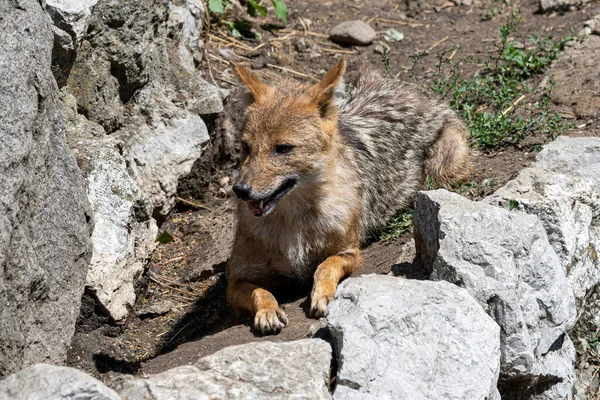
254,307 -> 288,335
310,293 -> 333,318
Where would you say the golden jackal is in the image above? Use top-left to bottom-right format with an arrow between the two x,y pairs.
227,57 -> 470,334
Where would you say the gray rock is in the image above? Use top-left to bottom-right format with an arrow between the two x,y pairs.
46,0 -> 98,86
541,34 -> 600,119
65,0 -> 223,132
135,299 -> 177,318
327,275 -> 501,400
61,93 -> 159,322
187,77 -> 228,116
118,85 -> 210,220
530,335 -> 576,400
51,25 -> 77,87
539,0 -> 590,11
0,0 -> 93,377
414,190 -> 577,396
0,364 -> 120,400
329,20 -> 376,46
486,168 -> 600,309
583,14 -> 600,36
46,0 -> 98,45
56,0 -> 223,320
167,0 -> 205,72
69,136 -> 158,322
534,136 -> 600,188
113,339 -> 332,399
67,39 -> 124,133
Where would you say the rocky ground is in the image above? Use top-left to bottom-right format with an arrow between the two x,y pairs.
3,0 -> 600,399
66,0 -> 600,379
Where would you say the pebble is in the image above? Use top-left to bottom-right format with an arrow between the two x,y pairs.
329,20 -> 376,46
218,48 -> 237,61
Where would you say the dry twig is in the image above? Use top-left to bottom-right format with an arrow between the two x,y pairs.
429,36 -> 450,51
176,197 -> 213,211
266,64 -> 319,81
502,94 -> 526,116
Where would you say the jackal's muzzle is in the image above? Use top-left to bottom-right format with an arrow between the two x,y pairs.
233,178 -> 297,217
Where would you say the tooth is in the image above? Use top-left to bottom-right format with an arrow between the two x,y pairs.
259,200 -> 264,209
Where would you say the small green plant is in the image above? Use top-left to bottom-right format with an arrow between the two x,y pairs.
482,0 -> 509,21
156,230 -> 174,244
425,176 -> 436,190
587,331 -> 600,356
208,0 -> 226,13
379,209 -> 413,241
508,199 -> 519,211
381,45 -> 392,77
411,9 -> 579,148
221,20 -> 258,38
455,181 -> 479,193
208,0 -> 289,25
409,50 -> 429,81
481,7 -> 499,21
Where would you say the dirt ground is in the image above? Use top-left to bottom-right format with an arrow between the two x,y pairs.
67,0 -> 600,392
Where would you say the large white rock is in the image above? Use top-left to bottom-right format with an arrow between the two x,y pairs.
534,136 -> 600,188
118,85 -> 210,220
0,364 -> 120,400
54,0 -> 220,323
0,0 -> 93,376
63,90 -> 158,322
531,335 -> 576,400
81,138 -> 158,321
539,0 -> 592,11
327,275 -> 501,400
45,0 -> 98,86
113,339 -> 332,399
167,0 -> 205,72
486,168 -> 600,308
45,0 -> 98,45
413,189 -> 577,397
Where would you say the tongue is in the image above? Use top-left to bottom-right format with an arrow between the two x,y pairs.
247,200 -> 265,216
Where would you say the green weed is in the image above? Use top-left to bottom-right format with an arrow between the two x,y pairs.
379,209 -> 413,241
381,45 -> 393,77
156,230 -> 174,244
587,331 -> 600,356
407,9 -> 579,148
208,0 -> 288,38
455,181 -> 479,193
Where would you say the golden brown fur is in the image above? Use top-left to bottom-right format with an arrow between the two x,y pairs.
227,57 -> 470,334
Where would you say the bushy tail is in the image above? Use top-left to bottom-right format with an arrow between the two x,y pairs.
425,119 -> 471,185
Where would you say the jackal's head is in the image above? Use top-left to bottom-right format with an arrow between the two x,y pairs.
231,58 -> 346,217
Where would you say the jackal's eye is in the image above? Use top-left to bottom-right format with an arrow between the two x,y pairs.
241,141 -> 250,154
274,144 -> 294,155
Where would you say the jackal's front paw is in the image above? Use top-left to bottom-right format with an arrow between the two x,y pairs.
254,307 -> 288,335
310,291 -> 334,318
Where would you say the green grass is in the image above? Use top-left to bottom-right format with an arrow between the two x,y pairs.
587,331 -> 600,357
379,209 -> 413,241
381,9 -> 580,242
411,9 -> 579,149
208,0 -> 289,38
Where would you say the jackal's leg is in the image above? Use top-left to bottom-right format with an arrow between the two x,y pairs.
310,250 -> 363,317
227,279 -> 288,334
425,120 -> 471,185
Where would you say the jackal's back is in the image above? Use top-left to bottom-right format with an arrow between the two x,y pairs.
337,69 -> 467,237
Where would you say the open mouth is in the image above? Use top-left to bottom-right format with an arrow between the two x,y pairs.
246,178 -> 297,217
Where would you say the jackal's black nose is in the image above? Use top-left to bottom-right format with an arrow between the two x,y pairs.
232,184 -> 252,200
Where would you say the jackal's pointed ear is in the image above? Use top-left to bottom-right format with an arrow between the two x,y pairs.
309,56 -> 346,118
232,62 -> 269,104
